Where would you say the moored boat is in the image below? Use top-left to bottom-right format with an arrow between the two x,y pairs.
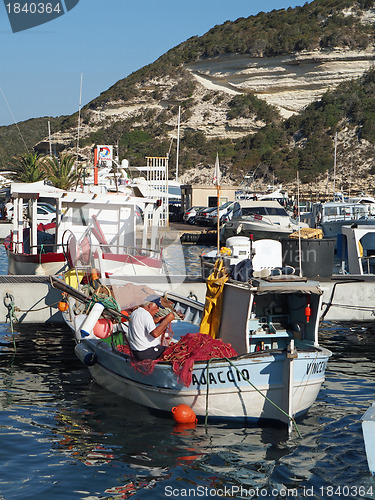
221,200 -> 308,242
4,181 -> 161,277
55,260 -> 331,426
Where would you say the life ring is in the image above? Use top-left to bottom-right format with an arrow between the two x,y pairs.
236,223 -> 243,235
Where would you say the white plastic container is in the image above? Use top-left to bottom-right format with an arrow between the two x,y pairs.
80,302 -> 105,338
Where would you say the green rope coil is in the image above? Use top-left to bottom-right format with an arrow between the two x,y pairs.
86,293 -> 121,315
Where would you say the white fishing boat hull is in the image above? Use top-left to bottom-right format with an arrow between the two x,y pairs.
362,402 -> 375,475
7,250 -> 67,276
322,218 -> 375,238
76,339 -> 330,423
59,268 -> 331,425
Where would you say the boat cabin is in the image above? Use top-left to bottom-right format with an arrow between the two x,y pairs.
238,200 -> 290,219
341,224 -> 375,275
217,278 -> 322,355
7,181 -> 159,275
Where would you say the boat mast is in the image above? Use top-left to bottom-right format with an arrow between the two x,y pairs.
297,171 -> 302,277
76,72 -> 83,171
175,105 -> 181,182
333,131 -> 337,200
48,120 -> 52,157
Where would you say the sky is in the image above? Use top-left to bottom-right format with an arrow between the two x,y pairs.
0,0 -> 309,127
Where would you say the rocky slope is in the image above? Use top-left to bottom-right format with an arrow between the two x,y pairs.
4,0 -> 375,196
187,49 -> 375,119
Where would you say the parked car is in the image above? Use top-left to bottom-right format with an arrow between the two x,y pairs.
183,206 -> 205,224
7,204 -> 56,224
37,203 -> 56,213
135,205 -> 143,225
196,202 -> 241,226
169,203 -> 184,222
211,201 -> 242,225
195,206 -> 217,226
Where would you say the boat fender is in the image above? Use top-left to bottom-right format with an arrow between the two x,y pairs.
93,318 -> 113,339
236,223 -> 243,235
80,303 -> 105,338
83,351 -> 97,366
74,343 -> 97,366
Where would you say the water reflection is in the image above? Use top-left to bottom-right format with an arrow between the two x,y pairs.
1,309 -> 375,498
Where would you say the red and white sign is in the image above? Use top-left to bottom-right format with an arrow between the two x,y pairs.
97,145 -> 113,166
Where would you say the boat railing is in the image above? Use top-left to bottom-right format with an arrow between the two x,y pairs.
361,255 -> 375,274
8,241 -> 63,254
93,243 -> 162,259
323,207 -> 368,222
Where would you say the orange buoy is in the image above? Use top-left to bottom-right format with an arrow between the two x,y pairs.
58,301 -> 69,312
93,318 -> 113,339
171,404 -> 197,424
91,268 -> 99,281
120,310 -> 129,323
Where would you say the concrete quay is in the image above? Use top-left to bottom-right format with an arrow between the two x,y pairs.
0,272 -> 375,324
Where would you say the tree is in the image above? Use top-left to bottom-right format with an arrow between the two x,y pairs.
43,154 -> 78,190
8,152 -> 46,182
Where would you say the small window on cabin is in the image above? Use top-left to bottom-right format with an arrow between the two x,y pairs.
266,207 -> 288,216
242,207 -> 268,216
72,207 -> 89,226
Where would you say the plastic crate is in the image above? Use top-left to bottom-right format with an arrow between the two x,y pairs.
289,228 -> 323,239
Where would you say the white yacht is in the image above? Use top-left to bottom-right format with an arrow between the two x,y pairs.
221,200 -> 308,241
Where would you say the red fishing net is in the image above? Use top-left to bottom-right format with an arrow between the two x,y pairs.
116,333 -> 238,387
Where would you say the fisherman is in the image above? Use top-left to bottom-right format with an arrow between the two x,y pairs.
127,299 -> 174,361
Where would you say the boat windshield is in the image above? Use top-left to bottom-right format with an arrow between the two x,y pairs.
242,207 -> 288,217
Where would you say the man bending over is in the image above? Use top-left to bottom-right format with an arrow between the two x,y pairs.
128,300 -> 174,360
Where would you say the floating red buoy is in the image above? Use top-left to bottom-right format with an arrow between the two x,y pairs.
171,404 -> 197,424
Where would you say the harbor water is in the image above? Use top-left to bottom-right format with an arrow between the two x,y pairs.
0,246 -> 375,499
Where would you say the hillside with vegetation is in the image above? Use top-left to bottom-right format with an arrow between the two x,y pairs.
1,0 -> 375,195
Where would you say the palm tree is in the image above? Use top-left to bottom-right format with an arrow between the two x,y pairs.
43,154 -> 78,190
8,152 -> 46,182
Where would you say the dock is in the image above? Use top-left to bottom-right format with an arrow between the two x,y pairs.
0,274 -> 206,324
0,275 -> 63,324
1,272 -> 375,324
165,222 -> 217,245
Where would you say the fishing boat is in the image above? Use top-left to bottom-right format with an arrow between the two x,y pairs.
221,200 -> 308,242
54,260 -> 331,426
4,181 -> 162,277
302,197 -> 375,239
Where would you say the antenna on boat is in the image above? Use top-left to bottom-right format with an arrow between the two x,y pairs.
48,121 -> 53,157
297,171 -> 302,277
76,72 -> 83,170
214,153 -> 221,255
333,131 -> 337,200
176,105 -> 181,182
